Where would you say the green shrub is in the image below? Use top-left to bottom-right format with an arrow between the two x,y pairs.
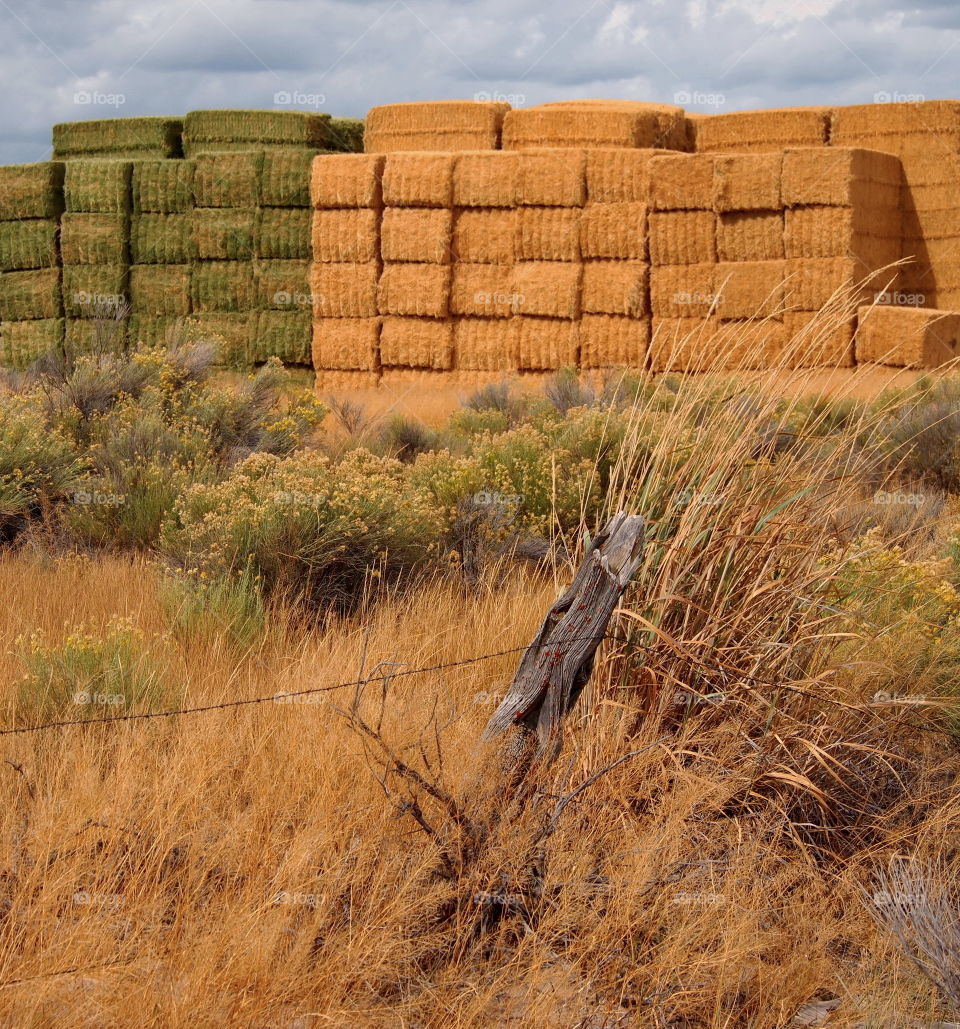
160,566 -> 265,650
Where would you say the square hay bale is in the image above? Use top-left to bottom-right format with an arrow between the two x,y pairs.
903,182 -> 960,213
132,160 -> 195,214
453,152 -> 521,207
311,154 -> 385,209
781,147 -> 902,207
712,153 -> 782,212
452,209 -> 517,264
193,152 -> 263,208
648,210 -> 716,265
311,208 -> 379,264
784,257 -> 881,312
503,102 -> 686,151
380,316 -> 454,369
64,160 -> 132,213
364,101 -> 509,153
579,314 -> 649,368
311,262 -> 381,318
649,264 -> 718,318
453,318 -> 519,371
380,368 -> 457,388
256,260 -> 311,310
715,260 -> 786,319
901,207 -> 960,240
694,106 -> 831,153
516,207 -> 581,261
52,117 -> 183,159
0,318 -> 64,368
579,202 -> 647,260
129,315 -> 179,347
711,319 -> 789,370
511,261 -> 581,319
315,369 -> 381,390
130,213 -> 195,264
377,263 -> 451,317
585,148 -> 669,203
329,117 -> 365,154
63,316 -> 130,355
854,305 -> 960,368
516,316 -> 579,371
128,264 -> 191,317
183,110 -> 334,151
62,265 -> 127,318
0,162 -> 64,220
0,268 -> 62,320
782,312 -> 855,368
193,208 -> 257,261
517,150 -> 586,207
717,211 -> 784,262
252,310 -> 312,366
889,149 -> 960,189
649,154 -> 715,211
0,219 -> 59,271
174,313 -> 256,367
257,208 -> 312,260
831,100 -> 960,143
59,213 -> 128,265
582,261 -> 648,317
260,150 -> 321,208
381,208 -> 454,264
783,206 -> 901,261
450,264 -> 516,317
311,317 -> 381,370
190,261 -> 256,312
649,316 -> 717,373
382,153 -> 456,207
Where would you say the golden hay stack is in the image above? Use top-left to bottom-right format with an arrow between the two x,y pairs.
379,316 -> 454,369
310,262 -> 380,318
649,263 -> 718,318
648,153 -> 716,210
377,263 -> 451,317
315,369 -> 381,390
450,264 -> 515,317
649,316 -> 717,373
382,152 -> 456,207
854,304 -> 960,368
783,206 -> 901,262
380,208 -> 453,263
502,100 -> 687,151
517,150 -> 586,207
581,261 -> 648,317
780,147 -> 902,207
310,208 -> 380,263
511,261 -> 582,319
782,313 -> 856,368
694,106 -> 832,153
783,257 -> 888,312
364,100 -> 510,153
452,152 -> 521,207
516,315 -> 579,370
310,154 -> 385,209
714,260 -> 787,319
579,314 -> 649,368
516,207 -> 581,262
585,148 -> 671,203
579,202 -> 647,260
717,211 -> 784,262
453,317 -> 519,371
712,152 -> 782,212
648,210 -> 717,265
831,100 -> 960,144
452,209 -> 517,264
311,316 -> 381,370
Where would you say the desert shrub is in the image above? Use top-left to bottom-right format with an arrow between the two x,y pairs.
380,414 -> 438,463
543,367 -> 596,415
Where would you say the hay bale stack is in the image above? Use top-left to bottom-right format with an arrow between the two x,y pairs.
579,314 -> 649,369
0,317 -> 64,369
502,101 -> 687,151
693,107 -> 831,154
516,316 -> 579,371
854,304 -> 960,368
52,118 -> 182,160
649,316 -> 717,373
183,110 -> 348,156
453,318 -> 519,372
380,316 -> 454,370
453,152 -> 520,207
365,101 -> 509,153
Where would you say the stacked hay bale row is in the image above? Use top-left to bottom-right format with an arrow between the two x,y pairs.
503,100 -> 688,151
856,305 -> 960,367
52,117 -> 183,160
183,109 -> 361,156
689,106 -> 832,154
364,101 -> 510,153
0,162 -> 64,367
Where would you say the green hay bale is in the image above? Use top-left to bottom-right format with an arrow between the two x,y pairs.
0,318 -> 64,369
130,213 -> 196,264
132,160 -> 195,213
0,219 -> 59,271
128,264 -> 191,317
190,261 -> 256,312
174,312 -> 256,368
128,314 -> 179,347
257,208 -> 311,259
52,118 -> 183,159
193,208 -> 257,260
64,160 -> 132,213
63,316 -> 130,355
193,151 -> 263,207
260,150 -> 318,207
255,260 -> 310,309
62,265 -> 128,318
59,213 -> 128,265
253,310 -> 311,365
0,162 -> 65,220
183,110 -> 334,150
329,117 -> 365,153
0,268 -> 62,320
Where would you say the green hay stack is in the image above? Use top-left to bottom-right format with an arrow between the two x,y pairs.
132,160 -> 195,214
52,118 -> 183,160
0,318 -> 64,368
182,110 -> 354,156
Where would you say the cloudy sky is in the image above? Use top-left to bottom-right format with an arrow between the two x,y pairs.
1,0 -> 958,163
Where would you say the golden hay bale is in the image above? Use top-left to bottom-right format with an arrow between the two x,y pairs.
450,264 -> 516,317
694,106 -> 831,153
380,316 -> 454,369
452,209 -> 517,264
649,316 -> 717,373
315,369 -> 381,390
712,153 -> 782,212
782,312 -> 855,368
502,102 -> 687,151
311,262 -> 380,318
905,182 -> 960,212
783,206 -> 901,261
380,208 -> 453,264
648,154 -> 715,211
902,238 -> 960,265
854,304 -> 960,368
715,260 -> 786,319
781,147 -> 902,207
783,257 -> 885,312
517,150 -> 586,207
516,316 -> 579,370
453,317 -> 519,371
377,263 -> 451,317
516,207 -> 581,262
580,202 -> 647,260
511,261 -> 581,319
453,152 -> 521,207
581,261 -> 648,317
649,264 -> 718,318
579,314 -> 649,368
885,150 -> 960,189
311,316 -> 381,370
901,207 -> 960,240
379,368 -> 456,388
311,154 -> 385,209
311,209 -> 380,263
585,148 -> 670,203
711,319 -> 789,370
364,101 -> 510,153
382,152 -> 456,207
717,211 -> 784,262
648,210 -> 717,265
831,100 -> 960,142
